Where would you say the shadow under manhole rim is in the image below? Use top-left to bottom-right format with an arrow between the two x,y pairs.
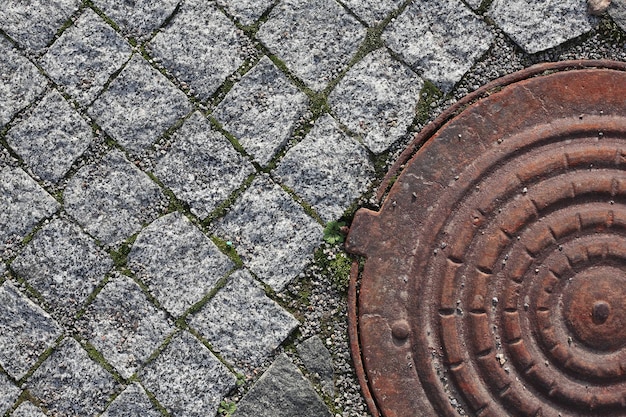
345,59 -> 626,417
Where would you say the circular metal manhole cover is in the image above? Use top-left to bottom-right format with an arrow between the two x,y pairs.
346,61 -> 626,417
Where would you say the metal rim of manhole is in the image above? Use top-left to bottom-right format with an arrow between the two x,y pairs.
345,60 -> 626,417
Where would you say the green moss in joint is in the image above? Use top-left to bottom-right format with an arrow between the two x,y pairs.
415,80 -> 443,126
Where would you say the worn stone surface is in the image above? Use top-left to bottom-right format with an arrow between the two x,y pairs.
189,269 -> 299,370
233,354 -> 332,417
40,9 -> 132,107
383,0 -> 494,91
297,336 -> 335,395
328,49 -> 423,154
218,176 -> 323,291
29,338 -> 118,417
216,0 -> 275,25
128,212 -> 234,317
0,281 -> 62,380
101,383 -> 161,417
609,0 -> 626,31
12,401 -> 47,417
148,0 -> 249,101
213,57 -> 308,166
89,55 -> 191,153
257,0 -> 366,91
64,150 -> 166,246
90,0 -> 179,38
154,112 -> 254,219
339,0 -> 404,26
6,90 -> 93,183
489,0 -> 596,54
140,331 -> 236,417
0,371 -> 20,415
274,114 -> 374,223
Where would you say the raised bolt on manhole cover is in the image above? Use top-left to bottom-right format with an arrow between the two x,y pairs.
345,60 -> 626,417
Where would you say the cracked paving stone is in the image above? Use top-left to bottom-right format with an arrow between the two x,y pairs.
128,212 -> 234,317
216,0 -> 275,25
328,49 -> 423,154
0,39 -> 47,128
213,56 -> 309,166
64,150 -> 167,246
0,0 -> 81,52
0,167 -> 59,258
11,218 -> 112,321
29,338 -> 118,417
154,112 -> 254,219
88,55 -> 191,153
233,353 -> 332,417
80,274 -> 173,379
189,269 -> 299,371
0,281 -> 63,380
339,0 -> 404,26
39,9 -> 133,107
148,0 -> 250,101
140,331 -> 236,417
91,0 -> 179,39
12,401 -> 47,417
274,114 -> 374,223
383,0 -> 494,92
101,382 -> 161,417
0,372 -> 20,415
6,90 -> 93,184
489,0 -> 597,54
217,175 -> 323,291
257,0 -> 366,91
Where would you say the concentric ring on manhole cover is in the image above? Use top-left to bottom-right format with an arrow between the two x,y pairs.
345,60 -> 626,417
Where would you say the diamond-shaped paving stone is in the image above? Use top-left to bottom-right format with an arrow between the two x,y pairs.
213,57 -> 308,166
91,0 -> 179,38
89,55 -> 191,153
383,0 -> 494,92
0,167 -> 59,257
189,269 -> 299,370
0,372 -> 20,415
0,39 -> 47,128
64,150 -> 166,246
129,212 -> 233,317
101,383 -> 161,417
12,401 -> 47,417
0,281 -> 62,380
11,218 -> 112,320
274,114 -> 374,223
257,0 -> 366,91
148,0 -> 249,101
0,0 -> 81,52
216,0 -> 275,25
489,0 -> 596,54
6,90 -> 93,183
339,0 -> 404,26
29,338 -> 118,417
218,176 -> 322,290
140,331 -> 236,417
154,111 -> 254,219
328,49 -> 422,154
40,9 -> 132,107
80,274 -> 173,378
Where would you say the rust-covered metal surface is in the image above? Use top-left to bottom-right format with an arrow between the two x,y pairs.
346,61 -> 626,417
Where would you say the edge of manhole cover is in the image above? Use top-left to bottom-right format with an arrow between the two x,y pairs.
345,60 -> 626,417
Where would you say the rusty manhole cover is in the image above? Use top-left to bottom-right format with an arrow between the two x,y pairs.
346,60 -> 626,417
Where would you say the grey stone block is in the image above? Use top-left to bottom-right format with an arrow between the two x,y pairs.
489,0 -> 596,54
128,212 -> 234,317
91,0 -> 179,38
328,49 -> 423,154
0,372 -> 20,415
12,401 -> 47,417
610,0 -> 626,32
28,338 -> 118,417
0,39 -> 47,128
154,112 -> 254,219
340,0 -> 404,26
40,9 -> 133,107
465,0 -> 483,9
140,331 -> 236,417
297,336 -> 335,395
274,114 -> 374,223
88,55 -> 191,153
213,57 -> 309,166
64,150 -> 167,246
257,0 -> 366,91
216,0 -> 275,25
101,383 -> 161,417
383,0 -> 494,92
80,274 -> 173,379
233,354 -> 332,417
217,175 -> 323,291
148,0 -> 250,101
0,281 -> 63,380
6,90 -> 93,183
189,269 -> 299,370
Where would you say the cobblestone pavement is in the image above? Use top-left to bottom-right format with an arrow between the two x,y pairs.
1,1 -> 626,416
